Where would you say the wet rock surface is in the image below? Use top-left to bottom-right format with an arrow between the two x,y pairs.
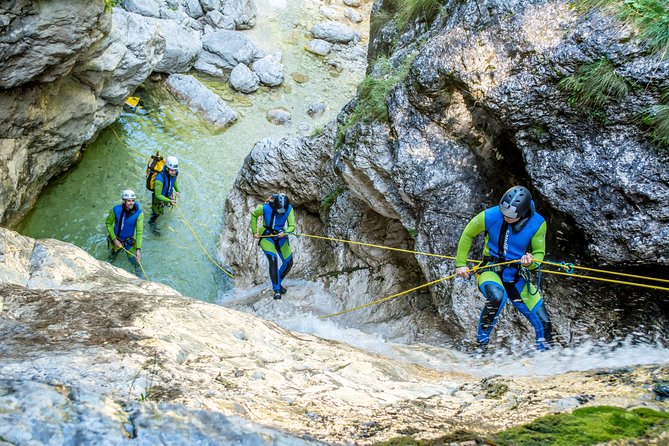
1,227 -> 666,444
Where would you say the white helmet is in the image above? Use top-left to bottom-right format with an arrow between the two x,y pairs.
165,156 -> 179,170
122,189 -> 136,201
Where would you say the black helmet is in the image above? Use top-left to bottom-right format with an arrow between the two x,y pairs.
271,194 -> 290,214
499,186 -> 531,219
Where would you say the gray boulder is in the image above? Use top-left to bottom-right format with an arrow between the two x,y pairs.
266,108 -> 292,126
344,7 -> 363,23
153,18 -> 203,73
306,39 -> 333,56
198,30 -> 266,73
229,63 -> 260,93
221,0 -> 257,29
184,0 -> 205,18
201,0 -> 222,11
123,0 -> 162,17
165,74 -> 238,128
311,20 -> 359,44
204,9 -> 235,30
252,55 -> 284,86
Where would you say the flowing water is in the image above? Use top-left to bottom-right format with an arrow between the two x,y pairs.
18,0 -> 368,302
220,279 -> 669,377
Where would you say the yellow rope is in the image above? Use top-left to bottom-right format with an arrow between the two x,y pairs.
319,260 -> 518,319
119,246 -> 151,281
540,269 -> 669,291
290,232 -> 483,264
540,259 -> 669,284
175,204 -> 236,279
320,275 -> 456,319
293,232 -> 669,292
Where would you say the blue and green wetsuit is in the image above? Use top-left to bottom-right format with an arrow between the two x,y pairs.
105,202 -> 144,257
455,202 -> 553,350
250,203 -> 295,292
152,168 -> 180,215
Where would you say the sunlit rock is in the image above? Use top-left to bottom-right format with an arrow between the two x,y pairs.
306,39 -> 333,56
252,54 -> 284,87
230,63 -> 261,93
311,21 -> 360,44
165,74 -> 238,128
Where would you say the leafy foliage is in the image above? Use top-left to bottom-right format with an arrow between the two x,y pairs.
638,88 -> 669,147
573,0 -> 669,59
103,0 -> 120,12
372,407 -> 669,446
372,0 -> 443,40
558,58 -> 630,110
336,55 -> 416,147
320,185 -> 347,219
493,406 -> 669,446
395,0 -> 443,33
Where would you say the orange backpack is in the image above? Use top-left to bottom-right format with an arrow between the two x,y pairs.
145,151 -> 165,191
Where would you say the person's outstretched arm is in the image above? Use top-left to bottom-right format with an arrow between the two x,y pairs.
523,221 -> 547,269
455,211 -> 485,277
154,179 -> 170,203
105,209 -> 117,240
135,212 -> 144,250
250,204 -> 264,237
284,208 -> 296,234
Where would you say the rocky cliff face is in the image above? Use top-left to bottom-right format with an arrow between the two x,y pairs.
1,227 -> 667,444
222,0 -> 669,347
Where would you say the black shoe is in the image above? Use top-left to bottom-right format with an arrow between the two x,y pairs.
273,291 -> 282,300
280,286 -> 287,294
470,342 -> 489,358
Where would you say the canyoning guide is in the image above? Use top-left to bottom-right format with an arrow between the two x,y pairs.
150,155 -> 181,222
105,189 -> 144,264
250,194 -> 295,300
454,186 -> 553,351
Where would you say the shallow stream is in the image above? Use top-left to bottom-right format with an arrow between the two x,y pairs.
18,0 -> 368,302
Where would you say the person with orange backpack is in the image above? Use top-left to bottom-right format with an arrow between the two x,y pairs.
150,155 -> 181,221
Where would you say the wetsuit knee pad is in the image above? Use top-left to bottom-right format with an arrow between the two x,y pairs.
481,283 -> 505,305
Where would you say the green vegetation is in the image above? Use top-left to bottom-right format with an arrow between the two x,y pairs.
320,185 -> 347,218
372,406 -> 669,446
394,0 -> 443,33
370,0 -> 443,52
311,126 -> 324,137
336,55 -> 415,147
573,0 -> 669,59
494,406 -> 669,446
638,89 -> 669,147
103,0 -> 119,12
558,58 -> 630,110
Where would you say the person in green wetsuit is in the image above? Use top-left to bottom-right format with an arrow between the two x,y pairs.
454,186 -> 553,352
151,155 -> 181,220
250,194 -> 296,300
106,189 -> 144,264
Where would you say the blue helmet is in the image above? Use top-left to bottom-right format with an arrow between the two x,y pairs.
271,194 -> 290,214
499,186 -> 531,219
